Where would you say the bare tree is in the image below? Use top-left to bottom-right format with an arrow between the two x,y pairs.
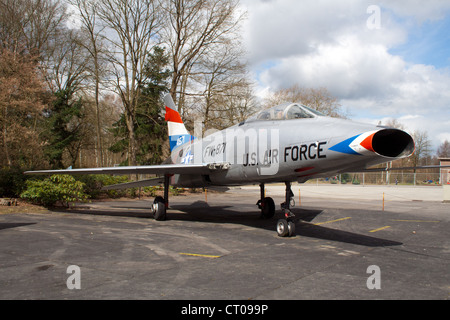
191,47 -> 256,132
264,85 -> 345,118
382,118 -> 405,130
0,0 -> 28,53
411,130 -> 432,166
44,29 -> 90,94
437,140 -> 450,158
216,79 -> 258,128
96,0 -> 163,166
162,0 -> 244,113
0,48 -> 48,168
70,0 -> 108,166
0,0 -> 67,54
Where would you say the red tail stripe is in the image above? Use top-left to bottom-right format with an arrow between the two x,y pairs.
165,106 -> 183,123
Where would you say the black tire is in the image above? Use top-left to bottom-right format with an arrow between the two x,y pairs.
153,196 -> 166,221
288,220 -> 295,237
261,197 -> 275,219
277,219 -> 289,237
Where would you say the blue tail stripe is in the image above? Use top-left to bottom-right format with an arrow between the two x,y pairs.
169,134 -> 195,151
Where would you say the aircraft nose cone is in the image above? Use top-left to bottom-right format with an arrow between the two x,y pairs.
370,128 -> 415,158
330,129 -> 414,159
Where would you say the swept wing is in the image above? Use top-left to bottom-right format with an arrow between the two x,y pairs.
24,163 -> 230,176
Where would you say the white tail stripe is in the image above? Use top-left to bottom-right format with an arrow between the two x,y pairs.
168,121 -> 189,136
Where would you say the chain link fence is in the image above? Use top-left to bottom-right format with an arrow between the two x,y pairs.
313,172 -> 445,186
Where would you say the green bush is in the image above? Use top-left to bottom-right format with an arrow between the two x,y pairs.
76,174 -> 129,199
143,186 -> 160,197
0,167 -> 27,197
20,174 -> 89,207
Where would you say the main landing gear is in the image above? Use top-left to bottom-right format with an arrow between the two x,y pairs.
256,183 -> 275,219
152,175 -> 170,221
257,182 -> 296,237
153,177 -> 296,237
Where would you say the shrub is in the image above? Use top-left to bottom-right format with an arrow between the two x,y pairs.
0,167 -> 27,197
143,186 -> 160,197
76,174 -> 129,199
20,174 -> 89,207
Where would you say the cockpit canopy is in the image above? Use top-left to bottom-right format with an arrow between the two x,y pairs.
247,103 -> 324,122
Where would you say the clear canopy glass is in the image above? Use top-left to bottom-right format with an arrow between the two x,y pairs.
247,103 -> 324,122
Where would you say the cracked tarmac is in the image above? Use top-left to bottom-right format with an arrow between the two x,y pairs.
0,185 -> 449,300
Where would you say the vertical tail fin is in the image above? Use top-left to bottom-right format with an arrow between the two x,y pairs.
163,94 -> 195,151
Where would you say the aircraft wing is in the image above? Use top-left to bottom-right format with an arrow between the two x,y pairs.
349,165 -> 450,173
24,162 -> 231,176
100,178 -> 232,191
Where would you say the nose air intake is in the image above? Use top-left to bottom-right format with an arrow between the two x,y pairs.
371,129 -> 415,158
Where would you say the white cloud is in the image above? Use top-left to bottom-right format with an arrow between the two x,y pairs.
259,35 -> 407,100
241,0 -> 407,64
354,114 -> 448,151
437,132 -> 450,143
379,0 -> 450,23
240,0 -> 450,152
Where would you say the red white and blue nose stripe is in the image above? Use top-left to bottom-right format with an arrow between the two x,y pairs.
163,94 -> 194,151
329,131 -> 376,155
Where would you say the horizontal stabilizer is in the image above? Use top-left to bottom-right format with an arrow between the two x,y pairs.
205,186 -> 230,192
102,177 -> 164,191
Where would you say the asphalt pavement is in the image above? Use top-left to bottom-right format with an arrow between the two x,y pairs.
0,185 -> 448,302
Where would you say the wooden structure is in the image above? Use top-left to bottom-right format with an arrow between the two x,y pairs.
440,158 -> 450,185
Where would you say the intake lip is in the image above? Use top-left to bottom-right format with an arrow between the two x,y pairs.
371,129 -> 415,158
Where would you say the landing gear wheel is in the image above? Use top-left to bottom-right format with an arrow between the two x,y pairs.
288,220 -> 295,237
277,219 -> 289,237
259,197 -> 275,219
276,219 -> 296,237
153,196 -> 166,221
276,181 -> 296,237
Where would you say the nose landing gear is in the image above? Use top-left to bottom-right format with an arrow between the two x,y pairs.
277,181 -> 296,237
256,182 -> 297,237
276,218 -> 295,237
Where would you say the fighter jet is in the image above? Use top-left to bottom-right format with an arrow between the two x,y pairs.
26,94 -> 442,236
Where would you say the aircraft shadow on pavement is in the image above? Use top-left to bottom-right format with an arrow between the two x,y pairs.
0,223 -> 36,231
62,199 -> 402,247
296,223 -> 402,247
66,199 -> 402,248
170,201 -> 402,247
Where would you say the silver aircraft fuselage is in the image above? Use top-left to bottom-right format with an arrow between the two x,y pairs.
170,103 -> 415,188
25,99 -> 416,191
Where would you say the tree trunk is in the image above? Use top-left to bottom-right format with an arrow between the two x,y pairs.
2,106 -> 12,167
125,111 -> 137,167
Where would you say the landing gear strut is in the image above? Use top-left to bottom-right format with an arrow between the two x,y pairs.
256,182 -> 296,237
276,182 -> 296,237
152,174 -> 170,221
256,183 -> 275,219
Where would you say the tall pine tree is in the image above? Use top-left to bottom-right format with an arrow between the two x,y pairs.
110,46 -> 171,165
43,88 -> 84,169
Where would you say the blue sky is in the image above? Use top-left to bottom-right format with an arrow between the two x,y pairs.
241,0 -> 450,153
389,14 -> 450,68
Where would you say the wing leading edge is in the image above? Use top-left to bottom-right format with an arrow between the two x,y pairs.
24,162 -> 231,176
